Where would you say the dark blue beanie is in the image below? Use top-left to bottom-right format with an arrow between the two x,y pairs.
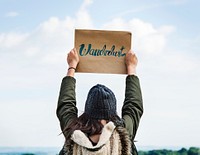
84,84 -> 117,120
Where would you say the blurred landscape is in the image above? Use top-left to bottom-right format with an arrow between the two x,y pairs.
0,147 -> 60,155
1,0 -> 200,151
0,147 -> 199,155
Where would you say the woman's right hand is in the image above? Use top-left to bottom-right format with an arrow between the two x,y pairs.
125,50 -> 138,75
67,48 -> 79,68
66,48 -> 79,77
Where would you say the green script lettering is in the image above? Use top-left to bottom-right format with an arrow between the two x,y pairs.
79,44 -> 126,57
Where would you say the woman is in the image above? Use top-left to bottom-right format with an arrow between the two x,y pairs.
56,48 -> 143,155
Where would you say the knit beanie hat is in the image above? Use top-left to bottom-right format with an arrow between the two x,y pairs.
84,84 -> 117,120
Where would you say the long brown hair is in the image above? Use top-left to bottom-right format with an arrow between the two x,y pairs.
63,112 -> 123,145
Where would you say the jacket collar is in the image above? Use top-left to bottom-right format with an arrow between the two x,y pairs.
71,121 -> 115,149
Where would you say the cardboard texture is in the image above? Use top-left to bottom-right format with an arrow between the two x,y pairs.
74,29 -> 131,74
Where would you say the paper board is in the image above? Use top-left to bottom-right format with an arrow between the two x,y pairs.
74,29 -> 131,74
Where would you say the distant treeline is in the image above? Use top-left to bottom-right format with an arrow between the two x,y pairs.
138,147 -> 200,155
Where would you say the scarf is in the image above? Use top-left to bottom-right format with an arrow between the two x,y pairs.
61,122 -> 131,155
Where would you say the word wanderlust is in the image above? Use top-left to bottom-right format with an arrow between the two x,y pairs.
79,44 -> 126,57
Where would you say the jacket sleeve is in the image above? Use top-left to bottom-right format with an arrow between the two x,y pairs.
122,75 -> 143,140
56,76 -> 78,131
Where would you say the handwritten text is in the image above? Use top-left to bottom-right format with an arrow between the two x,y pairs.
79,44 -> 126,57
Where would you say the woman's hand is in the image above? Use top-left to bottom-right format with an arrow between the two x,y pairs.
125,50 -> 138,75
67,48 -> 79,68
67,48 -> 79,77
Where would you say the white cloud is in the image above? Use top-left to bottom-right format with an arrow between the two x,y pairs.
39,17 -> 61,33
0,32 -> 29,48
0,5 -> 196,77
75,0 -> 94,28
80,0 -> 93,9
5,11 -> 19,17
0,0 -> 94,66
102,17 -> 199,76
158,25 -> 175,35
103,18 -> 175,54
163,52 -> 198,73
1,0 -> 177,66
0,0 -> 197,86
25,46 -> 40,57
102,18 -> 127,30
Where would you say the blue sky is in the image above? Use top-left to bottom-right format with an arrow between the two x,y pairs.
0,0 -> 200,149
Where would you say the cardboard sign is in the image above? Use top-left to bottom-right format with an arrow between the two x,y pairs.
74,29 -> 131,74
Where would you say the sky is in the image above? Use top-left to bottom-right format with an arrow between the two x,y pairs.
0,0 -> 200,150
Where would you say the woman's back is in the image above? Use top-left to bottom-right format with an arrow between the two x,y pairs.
56,49 -> 143,155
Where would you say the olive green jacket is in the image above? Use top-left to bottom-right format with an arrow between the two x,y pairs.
56,75 -> 143,155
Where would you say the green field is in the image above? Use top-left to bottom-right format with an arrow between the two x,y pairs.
138,147 -> 200,155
